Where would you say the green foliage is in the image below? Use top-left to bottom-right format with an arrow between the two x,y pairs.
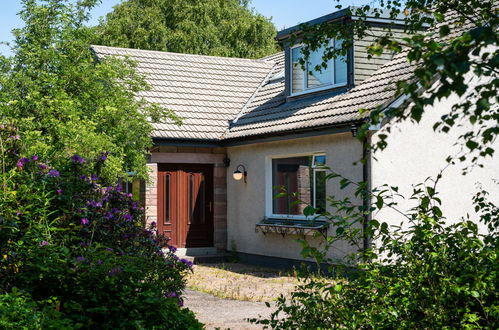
253,176 -> 498,329
91,0 -> 279,58
296,1 -> 498,170
0,0 -> 179,181
0,124 -> 202,329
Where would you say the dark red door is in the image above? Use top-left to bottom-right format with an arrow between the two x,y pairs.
157,164 -> 214,248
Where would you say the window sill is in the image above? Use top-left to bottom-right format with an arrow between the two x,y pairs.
255,218 -> 328,237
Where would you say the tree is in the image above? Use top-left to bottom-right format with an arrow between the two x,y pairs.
0,0 -> 177,181
253,1 -> 498,328
297,0 -> 498,167
91,0 -> 279,59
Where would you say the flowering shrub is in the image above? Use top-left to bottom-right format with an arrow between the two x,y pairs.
0,122 -> 202,329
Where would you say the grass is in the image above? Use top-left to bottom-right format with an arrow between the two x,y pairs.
186,262 -> 301,302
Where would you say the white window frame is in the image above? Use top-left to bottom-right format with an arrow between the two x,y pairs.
289,40 -> 348,96
265,152 -> 327,220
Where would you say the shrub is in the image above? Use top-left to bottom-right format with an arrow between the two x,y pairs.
0,123 -> 202,329
253,177 -> 498,329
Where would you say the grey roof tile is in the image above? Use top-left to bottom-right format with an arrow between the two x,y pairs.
92,45 -> 274,140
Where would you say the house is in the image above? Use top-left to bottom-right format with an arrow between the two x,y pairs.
92,7 -> 498,267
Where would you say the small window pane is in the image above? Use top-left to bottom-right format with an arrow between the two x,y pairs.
164,174 -> 170,224
188,174 -> 193,224
313,155 -> 326,167
307,46 -> 333,89
291,47 -> 304,93
314,171 -> 326,213
334,39 -> 348,84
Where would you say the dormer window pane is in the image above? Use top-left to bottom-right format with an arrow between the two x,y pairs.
307,46 -> 333,89
291,47 -> 304,93
290,40 -> 347,95
334,39 -> 348,84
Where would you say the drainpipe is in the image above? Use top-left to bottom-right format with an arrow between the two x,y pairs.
362,132 -> 371,258
352,123 -> 371,259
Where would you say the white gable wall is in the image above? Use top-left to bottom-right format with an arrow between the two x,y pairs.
371,79 -> 499,234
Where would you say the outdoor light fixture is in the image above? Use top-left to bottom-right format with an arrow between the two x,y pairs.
350,124 -> 358,138
233,164 -> 247,183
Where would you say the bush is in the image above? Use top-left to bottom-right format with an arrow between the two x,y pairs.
0,122 -> 202,329
253,178 -> 498,329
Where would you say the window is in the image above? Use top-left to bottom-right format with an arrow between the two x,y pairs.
271,154 -> 326,216
291,40 -> 347,95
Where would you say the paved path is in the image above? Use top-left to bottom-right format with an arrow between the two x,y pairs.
183,289 -> 273,329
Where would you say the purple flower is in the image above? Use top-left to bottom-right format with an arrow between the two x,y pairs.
105,248 -> 114,252
39,241 -> 49,247
98,152 -> 109,161
47,169 -> 60,178
56,189 -> 62,195
164,292 -> 177,298
79,241 -> 90,247
71,154 -> 86,164
97,259 -> 103,265
87,200 -> 102,208
38,163 -> 47,170
31,155 -> 38,161
108,267 -> 122,277
81,218 -> 89,225
123,213 -> 133,222
91,174 -> 98,181
16,157 -> 29,168
168,245 -> 177,253
76,256 -> 86,262
178,297 -> 184,307
150,221 -> 157,228
180,258 -> 194,268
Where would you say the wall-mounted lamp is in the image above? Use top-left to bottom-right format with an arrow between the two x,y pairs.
350,124 -> 358,138
233,164 -> 247,183
223,156 -> 231,168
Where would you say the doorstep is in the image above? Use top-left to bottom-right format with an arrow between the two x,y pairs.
175,247 -> 231,264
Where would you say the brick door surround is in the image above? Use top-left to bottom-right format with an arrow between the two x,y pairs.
145,152 -> 227,251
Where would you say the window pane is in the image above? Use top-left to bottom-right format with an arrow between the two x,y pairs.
334,39 -> 348,84
307,46 -> 333,89
313,155 -> 326,167
291,47 -> 304,93
314,171 -> 326,213
272,156 -> 312,215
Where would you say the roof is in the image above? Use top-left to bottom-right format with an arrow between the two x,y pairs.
92,10 -> 475,144
92,44 -> 410,143
224,50 -> 414,140
276,6 -> 408,41
91,45 -> 274,141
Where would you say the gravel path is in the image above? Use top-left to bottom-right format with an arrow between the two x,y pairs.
183,289 -> 273,329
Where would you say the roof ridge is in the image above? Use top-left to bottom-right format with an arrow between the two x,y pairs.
90,45 -> 270,64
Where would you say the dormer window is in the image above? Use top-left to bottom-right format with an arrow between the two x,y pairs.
290,40 -> 348,96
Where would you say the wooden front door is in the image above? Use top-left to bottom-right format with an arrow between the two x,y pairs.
157,164 -> 214,248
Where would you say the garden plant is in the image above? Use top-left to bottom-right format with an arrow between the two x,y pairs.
0,122 -> 202,329
253,0 -> 498,328
0,0 -> 202,328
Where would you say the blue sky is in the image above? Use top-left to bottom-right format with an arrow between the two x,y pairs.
0,0 -> 371,56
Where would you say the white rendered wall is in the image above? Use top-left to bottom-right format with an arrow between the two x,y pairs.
226,133 -> 364,262
371,78 -> 498,233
